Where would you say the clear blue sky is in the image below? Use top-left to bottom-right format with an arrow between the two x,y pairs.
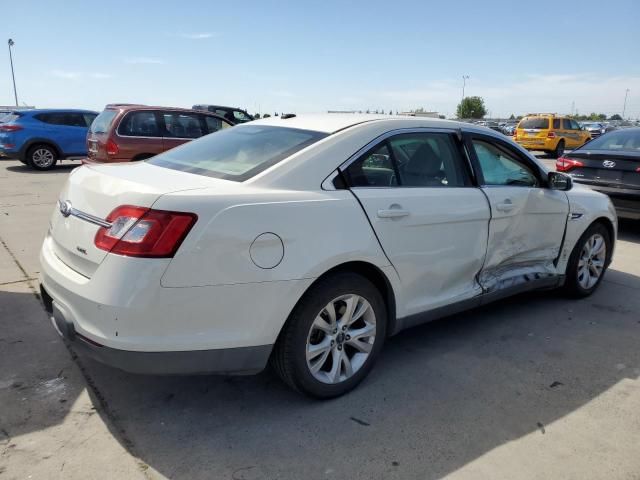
3,0 -> 639,118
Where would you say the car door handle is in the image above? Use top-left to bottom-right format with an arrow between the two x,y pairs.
496,199 -> 515,212
377,208 -> 410,218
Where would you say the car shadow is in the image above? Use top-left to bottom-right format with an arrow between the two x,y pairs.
71,268 -> 640,479
618,219 -> 640,243
5,163 -> 80,174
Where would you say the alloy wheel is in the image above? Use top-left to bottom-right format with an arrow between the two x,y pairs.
305,294 -> 376,384
577,233 -> 606,289
32,148 -> 55,168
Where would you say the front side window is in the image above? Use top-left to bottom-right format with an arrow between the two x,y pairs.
345,132 -> 467,188
233,110 -> 253,122
149,125 -> 327,181
472,139 -> 538,187
118,111 -> 160,137
163,113 -> 204,139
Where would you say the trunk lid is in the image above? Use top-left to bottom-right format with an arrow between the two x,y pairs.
49,162 -> 214,277
566,150 -> 640,190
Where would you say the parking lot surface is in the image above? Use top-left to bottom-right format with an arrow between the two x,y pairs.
1,158 -> 639,480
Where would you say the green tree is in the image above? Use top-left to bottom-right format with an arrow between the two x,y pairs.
456,96 -> 487,119
389,110 -> 393,115
254,113 -> 261,119
509,113 -> 515,120
263,113 -> 271,118
610,114 -> 623,121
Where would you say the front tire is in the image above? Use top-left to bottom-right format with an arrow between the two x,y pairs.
564,223 -> 611,297
271,272 -> 387,398
27,144 -> 58,170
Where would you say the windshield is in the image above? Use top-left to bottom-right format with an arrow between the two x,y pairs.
149,125 -> 328,181
582,129 -> 640,151
90,109 -> 118,134
519,118 -> 549,129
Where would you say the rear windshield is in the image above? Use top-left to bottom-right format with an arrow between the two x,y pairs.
149,125 -> 328,181
90,109 -> 118,134
519,118 -> 550,129
582,129 -> 640,152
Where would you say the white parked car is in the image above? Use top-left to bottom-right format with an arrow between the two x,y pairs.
40,115 -> 617,398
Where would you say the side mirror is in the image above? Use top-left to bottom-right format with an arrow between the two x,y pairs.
548,171 -> 572,191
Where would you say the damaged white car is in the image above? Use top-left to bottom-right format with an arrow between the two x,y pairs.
40,114 -> 617,398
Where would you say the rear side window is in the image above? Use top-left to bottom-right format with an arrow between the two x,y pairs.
519,118 -> 549,129
553,119 -> 561,129
118,111 -> 160,137
149,125 -> 327,181
345,132 -> 468,188
90,110 -> 118,134
83,113 -> 98,127
35,112 -> 86,127
163,112 -> 204,139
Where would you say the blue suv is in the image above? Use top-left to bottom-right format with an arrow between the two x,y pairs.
0,109 -> 98,170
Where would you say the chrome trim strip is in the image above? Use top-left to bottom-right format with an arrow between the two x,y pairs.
58,200 -> 112,228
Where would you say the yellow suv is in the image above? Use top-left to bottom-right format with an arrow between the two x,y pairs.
514,114 -> 591,157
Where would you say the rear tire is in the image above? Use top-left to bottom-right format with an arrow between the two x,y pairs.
271,272 -> 387,398
553,140 -> 565,159
27,144 -> 58,170
563,222 -> 611,297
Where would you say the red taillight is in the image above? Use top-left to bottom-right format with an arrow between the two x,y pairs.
0,124 -> 23,132
556,156 -> 584,172
94,205 -> 197,258
636,167 -> 640,172
547,132 -> 556,138
106,138 -> 119,156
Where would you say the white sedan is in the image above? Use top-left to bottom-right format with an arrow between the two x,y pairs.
40,114 -> 617,398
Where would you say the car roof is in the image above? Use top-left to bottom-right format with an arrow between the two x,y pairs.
106,105 -> 218,114
248,113 -> 472,134
22,108 -> 98,115
195,105 -> 245,111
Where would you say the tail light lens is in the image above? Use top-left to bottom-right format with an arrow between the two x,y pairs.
106,138 -> 119,156
556,156 -> 584,172
547,132 -> 556,138
0,124 -> 23,132
95,205 -> 197,258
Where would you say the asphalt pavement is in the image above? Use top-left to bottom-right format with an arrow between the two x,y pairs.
1,157 -> 639,480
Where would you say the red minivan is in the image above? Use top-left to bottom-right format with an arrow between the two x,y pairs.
85,104 -> 233,163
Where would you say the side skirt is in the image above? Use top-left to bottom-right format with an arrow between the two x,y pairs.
391,275 -> 564,335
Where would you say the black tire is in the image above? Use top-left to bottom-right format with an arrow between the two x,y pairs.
553,140 -> 565,159
26,144 -> 58,170
564,222 -> 611,297
271,272 -> 387,398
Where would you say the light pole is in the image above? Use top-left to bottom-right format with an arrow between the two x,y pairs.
7,39 -> 18,107
461,75 -> 470,101
622,88 -> 630,119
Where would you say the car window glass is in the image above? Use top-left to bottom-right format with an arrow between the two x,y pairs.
163,113 -> 204,139
66,113 -> 87,127
118,111 -> 160,137
390,133 -> 466,187
83,113 -> 98,127
345,144 -> 397,187
583,129 -> 640,151
233,110 -> 252,122
553,119 -> 560,129
519,118 -> 549,129
472,139 -> 538,187
571,119 -> 581,130
204,116 -> 232,134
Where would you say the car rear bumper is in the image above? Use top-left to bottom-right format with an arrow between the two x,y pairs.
516,138 -> 554,151
39,233 -> 312,374
579,183 -> 640,220
41,285 -> 271,375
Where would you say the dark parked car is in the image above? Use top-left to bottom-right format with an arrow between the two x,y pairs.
192,104 -> 254,124
557,128 -> 640,219
85,105 -> 233,164
0,109 -> 98,170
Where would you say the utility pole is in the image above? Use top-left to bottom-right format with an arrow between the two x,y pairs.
7,39 -> 18,107
461,75 -> 470,101
622,89 -> 630,119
